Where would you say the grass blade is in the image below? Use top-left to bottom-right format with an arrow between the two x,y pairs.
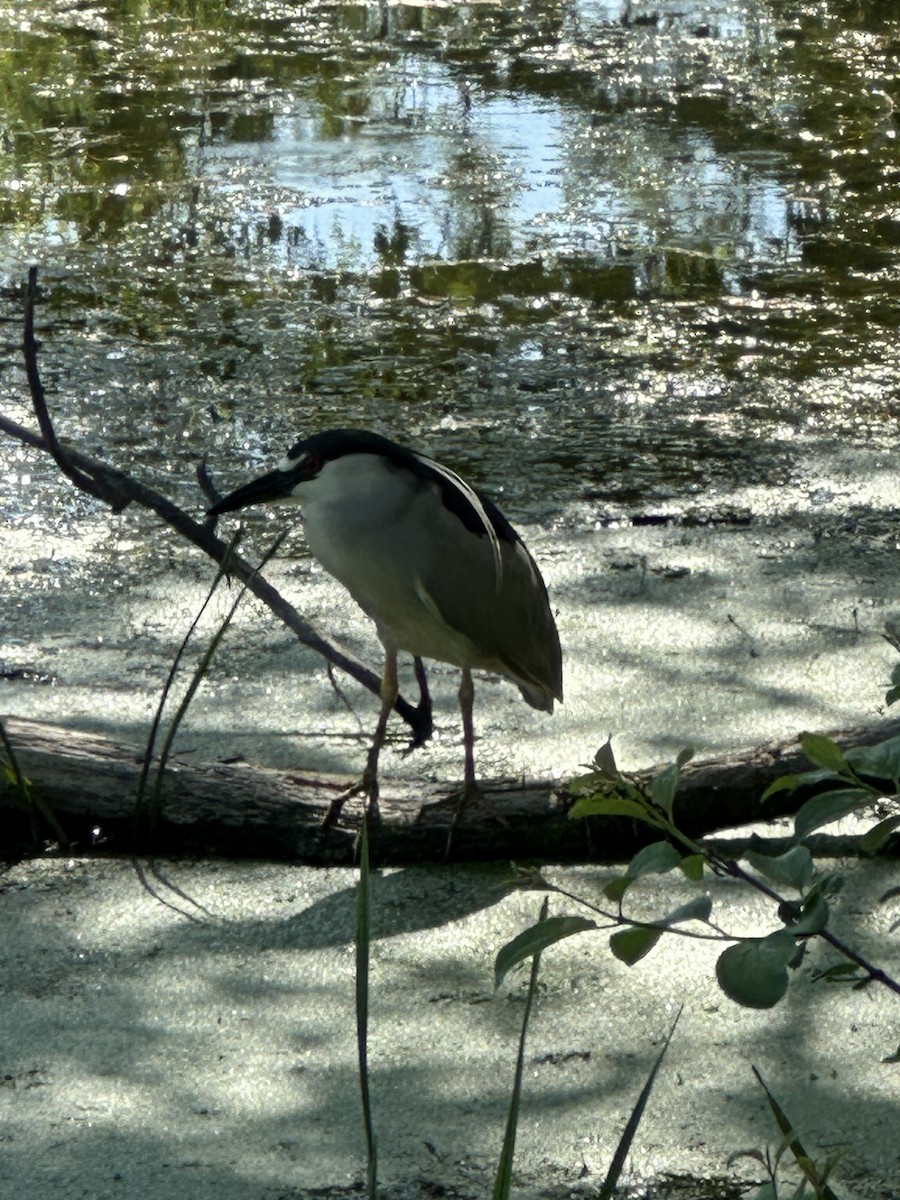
752,1065 -> 842,1200
493,895 -> 549,1200
1,714 -> 69,849
598,1007 -> 683,1200
357,821 -> 378,1198
133,529 -> 243,835
134,531 -> 286,843
145,570 -> 252,827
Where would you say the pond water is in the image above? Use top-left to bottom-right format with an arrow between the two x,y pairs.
2,0 -> 898,509
2,0 -> 900,774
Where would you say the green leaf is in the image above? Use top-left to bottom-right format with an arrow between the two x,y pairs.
746,846 -> 814,892
609,899 -> 711,969
886,685 -> 900,707
761,768 -> 837,802
592,738 -> 619,779
567,771 -> 607,792
861,814 -> 900,855
805,872 -> 844,903
661,895 -> 713,926
610,924 -> 662,965
568,794 -> 661,824
787,941 -> 808,971
761,772 -> 805,801
793,788 -> 873,841
792,893 -> 829,935
716,930 -> 796,1009
679,853 -> 705,881
799,732 -> 848,774
603,876 -> 633,904
627,840 -> 681,878
846,735 -> 900,785
675,746 -> 694,769
650,763 -> 680,817
494,915 -> 596,989
811,962 -> 867,985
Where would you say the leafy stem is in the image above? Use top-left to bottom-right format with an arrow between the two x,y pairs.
559,734 -> 900,1007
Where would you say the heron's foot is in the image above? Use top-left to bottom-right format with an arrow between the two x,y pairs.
403,698 -> 433,754
404,656 -> 433,752
322,768 -> 380,829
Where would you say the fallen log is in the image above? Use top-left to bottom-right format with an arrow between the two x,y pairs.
2,715 -> 898,864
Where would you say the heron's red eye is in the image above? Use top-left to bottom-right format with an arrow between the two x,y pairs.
305,453 -> 323,477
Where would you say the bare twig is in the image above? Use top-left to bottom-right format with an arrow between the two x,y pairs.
22,268 -> 131,510
3,271 -> 430,739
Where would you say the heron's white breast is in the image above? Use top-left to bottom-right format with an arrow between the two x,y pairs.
292,453 -> 416,547
290,454 -> 480,661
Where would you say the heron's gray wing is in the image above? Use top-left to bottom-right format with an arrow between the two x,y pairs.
416,498 -> 563,710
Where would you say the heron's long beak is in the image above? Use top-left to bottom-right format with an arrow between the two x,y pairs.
208,468 -> 296,517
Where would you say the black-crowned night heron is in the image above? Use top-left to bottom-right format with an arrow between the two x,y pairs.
209,428 -> 562,822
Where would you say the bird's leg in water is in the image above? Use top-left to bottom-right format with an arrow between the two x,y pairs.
323,648 -> 398,827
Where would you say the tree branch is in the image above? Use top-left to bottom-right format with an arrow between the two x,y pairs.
3,270 -> 430,741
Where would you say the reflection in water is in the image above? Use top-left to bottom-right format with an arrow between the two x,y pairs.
0,0 -> 899,530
